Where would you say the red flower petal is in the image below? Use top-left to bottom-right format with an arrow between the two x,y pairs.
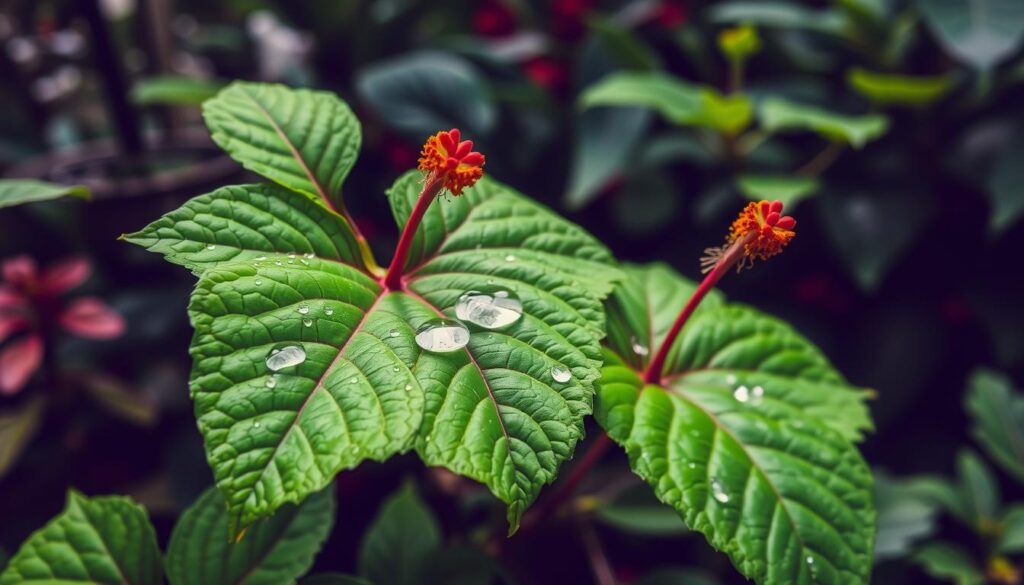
0,315 -> 28,344
0,334 -> 43,395
60,298 -> 125,340
39,257 -> 92,296
2,256 -> 37,288
0,285 -> 26,309
776,216 -> 796,230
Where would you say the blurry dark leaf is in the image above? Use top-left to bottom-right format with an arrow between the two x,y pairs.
917,0 -> 1024,70
611,171 -> 680,235
818,191 -> 930,291
873,472 -> 940,562
566,106 -> 651,209
998,505 -> 1024,554
846,68 -> 956,107
0,179 -> 89,210
166,486 -> 334,585
421,545 -> 513,585
580,72 -> 753,134
971,293 -> 1024,368
837,0 -> 890,21
300,575 -> 372,585
586,16 -> 661,71
635,567 -> 721,585
966,369 -> 1024,483
904,475 -> 970,526
80,373 -> 157,427
760,97 -> 889,148
0,396 -> 44,479
358,483 -> 441,585
913,542 -> 985,585
736,175 -> 819,209
986,132 -> 1024,235
131,76 -> 225,106
357,51 -> 497,138
958,449 -> 1001,530
636,133 -> 716,168
694,182 -> 740,226
707,1 -> 851,36
594,485 -> 689,536
0,548 -> 7,574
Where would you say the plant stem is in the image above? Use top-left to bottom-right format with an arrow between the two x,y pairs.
521,432 -> 614,530
797,141 -> 845,178
383,172 -> 442,291
642,234 -> 753,385
578,521 -> 616,585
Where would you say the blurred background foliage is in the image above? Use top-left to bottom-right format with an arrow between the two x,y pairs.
1,0 -> 1023,583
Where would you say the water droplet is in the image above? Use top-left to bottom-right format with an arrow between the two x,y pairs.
505,254 -> 516,262
274,260 -> 283,266
297,305 -> 310,315
350,377 -> 358,384
688,462 -> 696,469
734,385 -> 750,403
806,556 -> 814,565
455,290 -> 523,329
255,279 -> 263,286
300,258 -> 309,265
287,259 -> 295,264
352,445 -> 361,454
253,421 -> 261,428
206,244 -> 216,250
404,384 -> 413,391
303,252 -> 315,259
486,279 -> 495,285
725,374 -> 737,385
426,435 -> 432,442
550,365 -> 571,383
711,478 -> 730,503
324,307 -> 334,316
266,345 -> 306,371
288,253 -> 297,259
265,376 -> 277,388
302,318 -> 313,327
389,329 -> 400,338
392,366 -> 400,372
630,336 -> 649,357
414,319 -> 470,353
256,256 -> 268,261
750,386 -> 765,405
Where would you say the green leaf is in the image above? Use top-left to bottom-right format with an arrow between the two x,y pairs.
903,475 -> 969,526
122,183 -> 368,273
718,25 -> 762,64
986,132 -> 1024,235
917,0 -> 1024,70
131,76 -> 225,106
759,97 -> 889,148
846,68 -> 955,107
166,485 -> 334,585
956,449 -> 1000,529
966,369 -> 1024,483
0,179 -> 89,210
998,505 -> 1024,554
873,472 -> 939,562
0,492 -> 162,585
359,483 -> 440,585
595,263 -> 875,585
586,16 -> 661,71
595,485 -> 690,536
708,1 -> 851,36
202,82 -> 362,215
356,51 -> 497,139
913,542 -> 984,585
566,103 -> 651,210
580,72 -> 753,135
0,397 -> 44,479
736,175 -> 819,209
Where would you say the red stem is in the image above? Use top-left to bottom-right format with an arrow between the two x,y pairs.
383,173 -> 443,291
521,432 -> 614,530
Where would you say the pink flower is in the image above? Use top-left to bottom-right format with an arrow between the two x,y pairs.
0,255 -> 125,395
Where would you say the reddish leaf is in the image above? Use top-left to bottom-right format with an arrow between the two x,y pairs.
0,315 -> 28,344
60,297 -> 125,339
39,257 -> 92,296
0,334 -> 43,395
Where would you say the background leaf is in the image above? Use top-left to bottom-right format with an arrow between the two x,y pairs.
736,175 -> 819,209
759,97 -> 889,148
166,485 -> 335,585
595,484 -> 690,536
707,1 -> 850,36
131,76 -> 225,106
0,179 -> 89,210
0,492 -> 162,585
872,472 -> 939,562
966,369 -> 1024,483
846,68 -> 955,107
0,397 -> 44,479
566,104 -> 651,210
358,483 -> 440,585
913,542 -> 985,585
986,132 -> 1024,235
917,0 -> 1024,70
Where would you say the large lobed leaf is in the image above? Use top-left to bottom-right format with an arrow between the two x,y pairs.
595,264 -> 875,585
132,84 -> 621,536
0,492 -> 162,585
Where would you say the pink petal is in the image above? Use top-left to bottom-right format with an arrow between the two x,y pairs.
39,257 -> 92,296
0,286 -> 26,309
2,256 -> 37,288
60,298 -> 125,340
0,334 -> 43,395
0,315 -> 28,344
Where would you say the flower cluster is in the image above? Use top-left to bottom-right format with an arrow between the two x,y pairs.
701,200 -> 797,274
418,128 -> 486,196
0,256 -> 124,395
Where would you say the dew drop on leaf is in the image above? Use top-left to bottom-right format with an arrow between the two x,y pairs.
297,305 -> 310,315
389,329 -> 400,338
303,252 -> 315,259
415,319 -> 470,353
455,290 -> 523,329
288,253 -> 297,259
254,279 -> 262,286
806,556 -> 814,565
302,318 -> 312,327
726,374 -> 737,384
392,366 -> 400,372
274,260 -> 283,266
405,384 -> 412,391
750,385 -> 765,405
265,376 -> 277,388
734,385 -> 750,403
630,336 -> 650,357
324,307 -> 334,316
550,365 -> 571,383
350,377 -> 358,384
265,345 -> 306,371
711,478 -> 730,503
505,254 -> 516,262
206,244 -> 216,250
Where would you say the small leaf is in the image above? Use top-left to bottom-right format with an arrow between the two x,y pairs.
81,373 -> 157,427
0,492 -> 162,585
718,24 -> 762,64
966,369 -> 1024,483
356,51 -> 497,139
997,505 -> 1024,554
166,485 -> 334,585
580,72 -> 753,134
957,449 -> 1000,529
917,0 -> 1024,70
759,97 -> 889,148
0,179 -> 89,210
358,483 -> 441,585
708,1 -> 850,36
736,175 -> 819,209
873,472 -> 939,562
0,396 -> 44,479
846,67 -> 956,107
913,542 -> 985,585
986,132 -> 1024,235
595,264 -> 875,585
131,75 -> 225,106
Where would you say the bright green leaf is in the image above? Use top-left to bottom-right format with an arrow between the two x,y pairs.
0,397 -> 43,479
580,72 -> 753,135
736,175 -> 819,209
966,369 -> 1024,483
0,179 -> 89,210
131,76 -> 225,106
759,97 -> 889,148
595,263 -> 875,585
167,485 -> 334,585
0,492 -> 162,585
873,472 -> 939,562
359,483 -> 440,585
846,68 -> 956,107
913,542 -> 985,585
917,0 -> 1024,70
986,133 -> 1024,235
708,1 -> 851,36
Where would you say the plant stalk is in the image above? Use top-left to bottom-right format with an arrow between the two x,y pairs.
521,432 -> 614,531
383,172 -> 443,291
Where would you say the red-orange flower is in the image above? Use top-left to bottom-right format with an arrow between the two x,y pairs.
701,199 -> 796,274
418,129 -> 485,196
